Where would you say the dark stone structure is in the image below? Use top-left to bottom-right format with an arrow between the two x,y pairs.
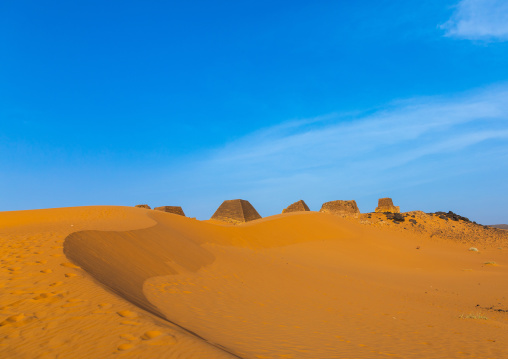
282,200 -> 310,214
431,211 -> 471,223
154,206 -> 186,216
375,198 -> 400,213
211,199 -> 262,224
319,200 -> 360,216
134,204 -> 151,209
384,212 -> 405,223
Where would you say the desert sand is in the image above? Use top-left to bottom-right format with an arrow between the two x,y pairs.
1,205 -> 507,358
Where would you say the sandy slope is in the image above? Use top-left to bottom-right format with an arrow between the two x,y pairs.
1,206 -> 507,358
0,207 -> 236,359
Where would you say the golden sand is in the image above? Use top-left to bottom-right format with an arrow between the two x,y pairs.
1,206 -> 507,358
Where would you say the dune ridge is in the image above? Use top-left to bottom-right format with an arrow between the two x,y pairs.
63,208 -> 508,358
63,213 -> 245,358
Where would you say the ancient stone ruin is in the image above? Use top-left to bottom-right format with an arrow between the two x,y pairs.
134,204 -> 151,209
282,200 -> 310,214
154,206 -> 186,216
375,198 -> 400,213
211,199 -> 262,224
319,200 -> 360,216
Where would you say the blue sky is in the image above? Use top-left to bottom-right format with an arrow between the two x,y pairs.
1,0 -> 507,224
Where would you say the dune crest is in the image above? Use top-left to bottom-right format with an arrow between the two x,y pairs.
63,213 -> 214,317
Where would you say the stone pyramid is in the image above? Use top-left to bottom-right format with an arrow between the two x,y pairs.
282,200 -> 310,213
134,204 -> 151,209
375,198 -> 400,213
210,199 -> 262,224
154,206 -> 186,216
320,200 -> 360,216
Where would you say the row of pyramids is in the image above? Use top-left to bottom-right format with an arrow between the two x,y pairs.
135,197 -> 400,224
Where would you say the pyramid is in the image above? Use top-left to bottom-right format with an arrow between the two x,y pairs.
154,206 -> 186,216
282,200 -> 310,214
210,199 -> 262,224
375,197 -> 400,213
134,204 -> 151,209
320,200 -> 360,216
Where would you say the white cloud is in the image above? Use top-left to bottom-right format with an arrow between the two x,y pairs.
203,85 -> 508,173
442,0 -> 508,41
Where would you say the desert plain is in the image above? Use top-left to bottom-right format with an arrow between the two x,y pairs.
0,203 -> 507,359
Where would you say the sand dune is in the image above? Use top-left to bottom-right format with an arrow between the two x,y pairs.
0,207 -> 235,358
1,206 -> 507,358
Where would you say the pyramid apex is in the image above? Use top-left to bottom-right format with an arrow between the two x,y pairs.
282,200 -> 310,213
211,199 -> 261,224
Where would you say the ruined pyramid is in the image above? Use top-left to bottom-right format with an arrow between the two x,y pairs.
154,206 -> 186,216
375,198 -> 400,213
210,199 -> 262,224
134,204 -> 151,209
320,200 -> 360,216
282,200 -> 310,213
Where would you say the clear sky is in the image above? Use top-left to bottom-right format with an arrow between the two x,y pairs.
1,0 -> 507,224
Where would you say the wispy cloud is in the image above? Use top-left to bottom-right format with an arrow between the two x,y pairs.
197,85 -> 508,179
441,0 -> 508,41
167,84 -> 508,220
